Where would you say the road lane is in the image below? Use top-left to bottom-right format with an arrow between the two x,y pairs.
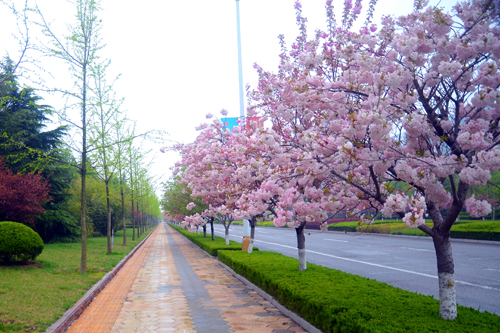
207,224 -> 500,315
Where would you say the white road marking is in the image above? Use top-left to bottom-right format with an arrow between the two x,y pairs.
401,247 -> 433,252
325,239 -> 348,243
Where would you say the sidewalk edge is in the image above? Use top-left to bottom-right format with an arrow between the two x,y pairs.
44,227 -> 156,333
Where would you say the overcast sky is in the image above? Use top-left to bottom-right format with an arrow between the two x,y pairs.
0,0 -> 457,194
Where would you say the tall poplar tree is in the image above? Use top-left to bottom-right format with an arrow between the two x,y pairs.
87,59 -> 126,254
34,0 -> 104,274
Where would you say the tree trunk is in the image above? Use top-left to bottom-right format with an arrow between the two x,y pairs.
136,201 -> 140,237
121,184 -> 126,246
142,210 -> 145,234
432,233 -> 457,320
296,222 -> 307,271
79,63 -> 88,275
248,217 -> 256,254
425,195 -> 462,321
79,162 -> 87,274
203,224 -> 207,237
106,182 -> 112,254
225,225 -> 229,245
210,218 -> 215,241
131,196 -> 135,241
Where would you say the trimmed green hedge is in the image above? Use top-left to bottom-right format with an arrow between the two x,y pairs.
452,221 -> 500,232
328,225 -> 357,232
0,222 -> 44,262
169,224 -> 258,256
218,250 -> 500,333
362,223 -> 430,236
449,222 -> 500,241
449,231 -> 500,241
328,220 -> 428,232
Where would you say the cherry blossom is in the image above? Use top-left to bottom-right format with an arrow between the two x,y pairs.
245,0 -> 499,320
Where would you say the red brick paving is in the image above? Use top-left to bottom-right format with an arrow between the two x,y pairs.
66,224 -> 307,333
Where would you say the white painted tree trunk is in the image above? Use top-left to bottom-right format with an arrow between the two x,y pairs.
225,233 -> 229,245
438,272 -> 457,320
298,248 -> 307,271
248,221 -> 256,254
295,223 -> 307,271
429,210 -> 457,321
248,239 -> 254,254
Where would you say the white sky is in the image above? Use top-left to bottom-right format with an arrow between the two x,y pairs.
0,0 -> 457,195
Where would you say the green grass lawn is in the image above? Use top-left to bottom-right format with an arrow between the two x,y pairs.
0,227 -> 155,333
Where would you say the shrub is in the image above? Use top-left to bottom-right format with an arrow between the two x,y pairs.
170,223 -> 258,256
0,221 -> 44,262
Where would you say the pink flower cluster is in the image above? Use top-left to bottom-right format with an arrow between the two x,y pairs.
465,195 -> 492,218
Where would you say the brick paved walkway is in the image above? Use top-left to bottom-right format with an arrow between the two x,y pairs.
66,223 -> 307,333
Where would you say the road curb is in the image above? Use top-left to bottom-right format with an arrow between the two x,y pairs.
44,227 -> 156,333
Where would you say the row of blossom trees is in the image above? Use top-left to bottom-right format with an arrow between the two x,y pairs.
166,0 -> 499,321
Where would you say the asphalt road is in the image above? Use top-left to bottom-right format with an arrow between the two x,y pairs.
207,224 -> 500,316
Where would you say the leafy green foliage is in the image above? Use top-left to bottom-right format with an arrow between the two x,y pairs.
218,250 -> 500,333
0,222 -> 44,262
161,175 -> 208,220
171,224 -> 258,256
35,210 -> 80,243
0,58 -> 67,173
66,174 -> 129,236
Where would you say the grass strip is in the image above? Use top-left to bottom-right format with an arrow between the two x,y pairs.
0,227 -> 155,333
169,224 -> 258,256
218,250 -> 500,333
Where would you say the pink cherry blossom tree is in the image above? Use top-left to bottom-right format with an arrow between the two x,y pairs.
249,0 -> 500,320
174,111 -> 244,243
176,112 -> 285,251
226,123 -> 285,253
